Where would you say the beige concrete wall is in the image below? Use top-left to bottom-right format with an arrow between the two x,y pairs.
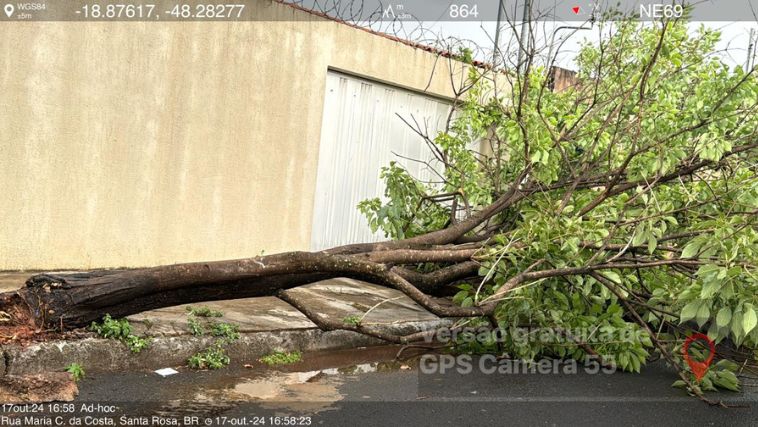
0,1 -> 461,270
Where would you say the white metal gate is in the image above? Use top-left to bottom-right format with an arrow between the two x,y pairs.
310,71 -> 452,250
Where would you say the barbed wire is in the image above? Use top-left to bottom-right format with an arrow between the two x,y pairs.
281,0 -> 496,66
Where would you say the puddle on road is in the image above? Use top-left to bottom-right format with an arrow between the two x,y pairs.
222,359 -> 411,412
155,345 -> 421,416
229,371 -> 342,412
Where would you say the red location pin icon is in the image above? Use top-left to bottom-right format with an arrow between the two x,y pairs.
682,332 -> 715,381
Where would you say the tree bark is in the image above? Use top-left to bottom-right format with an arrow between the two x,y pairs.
2,248 -> 483,330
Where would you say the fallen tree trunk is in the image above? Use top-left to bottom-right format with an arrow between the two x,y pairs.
2,247 -> 484,330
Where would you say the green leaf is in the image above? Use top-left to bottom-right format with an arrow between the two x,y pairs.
632,230 -> 647,247
681,241 -> 701,258
695,303 -> 711,327
742,305 -> 757,335
707,321 -> 722,342
530,150 -> 542,163
731,311 -> 744,341
700,279 -> 721,298
716,307 -> 732,328
603,271 -> 621,284
453,290 -> 468,304
671,380 -> 687,389
647,236 -> 657,254
640,334 -> 653,347
680,302 -> 700,323
713,370 -> 740,391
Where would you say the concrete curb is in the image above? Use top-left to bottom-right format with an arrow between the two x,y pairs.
2,319 -> 450,375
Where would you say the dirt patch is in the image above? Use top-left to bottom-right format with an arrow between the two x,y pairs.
0,372 -> 78,403
0,291 -> 89,345
0,325 -> 78,345
0,291 -> 51,345
0,326 -> 47,344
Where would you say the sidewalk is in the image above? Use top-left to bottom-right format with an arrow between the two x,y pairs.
0,273 -> 449,375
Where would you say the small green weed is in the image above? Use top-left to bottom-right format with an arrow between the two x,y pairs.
209,322 -> 240,341
89,314 -> 131,339
186,306 -> 224,318
343,315 -> 362,326
124,335 -> 151,353
89,314 -> 151,353
65,363 -> 85,382
188,342 -> 230,370
259,351 -> 302,366
185,309 -> 240,370
187,316 -> 204,336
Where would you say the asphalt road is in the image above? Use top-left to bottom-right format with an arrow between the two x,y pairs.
9,347 -> 757,427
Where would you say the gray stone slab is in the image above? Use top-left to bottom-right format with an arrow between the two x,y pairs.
281,278 -> 440,324
127,297 -> 317,336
